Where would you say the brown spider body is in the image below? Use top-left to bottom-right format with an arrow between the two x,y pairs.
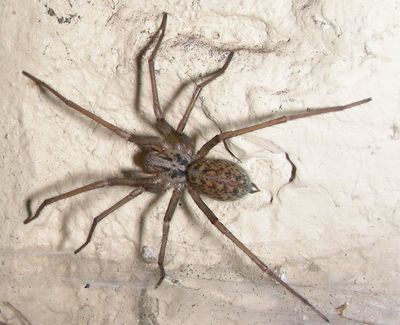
142,132 -> 256,200
142,133 -> 255,200
22,13 -> 372,323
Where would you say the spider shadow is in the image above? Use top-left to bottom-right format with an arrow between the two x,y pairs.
1,301 -> 32,325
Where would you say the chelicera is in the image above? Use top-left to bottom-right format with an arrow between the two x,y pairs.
23,13 -> 371,323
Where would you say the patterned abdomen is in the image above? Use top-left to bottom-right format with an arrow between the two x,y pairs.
187,159 -> 253,201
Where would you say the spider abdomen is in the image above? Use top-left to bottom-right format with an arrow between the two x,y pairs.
187,159 -> 253,201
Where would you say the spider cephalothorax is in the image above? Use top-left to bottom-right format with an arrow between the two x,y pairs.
143,137 -> 194,186
23,12 -> 371,323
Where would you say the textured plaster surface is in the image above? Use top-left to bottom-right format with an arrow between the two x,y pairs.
1,1 -> 399,324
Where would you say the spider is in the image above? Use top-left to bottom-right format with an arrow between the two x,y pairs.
22,13 -> 371,323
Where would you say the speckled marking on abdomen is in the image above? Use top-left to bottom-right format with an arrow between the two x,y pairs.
187,159 -> 253,201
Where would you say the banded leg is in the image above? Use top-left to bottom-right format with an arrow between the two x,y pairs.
155,188 -> 183,287
74,187 -> 144,254
197,98 -> 372,158
25,176 -> 161,224
176,51 -> 234,134
188,187 -> 330,323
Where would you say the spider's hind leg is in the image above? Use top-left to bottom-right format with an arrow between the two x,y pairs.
188,187 -> 330,323
25,177 -> 157,224
74,187 -> 144,254
25,175 -> 167,253
155,188 -> 183,287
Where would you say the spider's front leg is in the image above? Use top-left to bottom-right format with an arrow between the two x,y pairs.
22,71 -> 168,151
22,71 -> 134,141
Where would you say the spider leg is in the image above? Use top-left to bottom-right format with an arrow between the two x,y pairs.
22,71 -> 140,142
146,13 -> 182,142
22,71 -> 168,149
25,176 -> 161,224
148,13 -> 167,120
188,187 -> 330,323
155,187 -> 183,287
197,97 -> 372,158
176,52 -> 234,134
74,187 -> 144,254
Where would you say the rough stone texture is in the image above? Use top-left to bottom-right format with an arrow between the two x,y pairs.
1,1 -> 399,324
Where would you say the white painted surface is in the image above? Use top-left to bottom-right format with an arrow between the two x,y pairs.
1,1 -> 399,324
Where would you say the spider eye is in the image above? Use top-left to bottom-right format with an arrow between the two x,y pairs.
249,183 -> 260,194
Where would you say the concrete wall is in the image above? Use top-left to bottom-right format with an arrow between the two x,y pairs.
1,1 -> 399,324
